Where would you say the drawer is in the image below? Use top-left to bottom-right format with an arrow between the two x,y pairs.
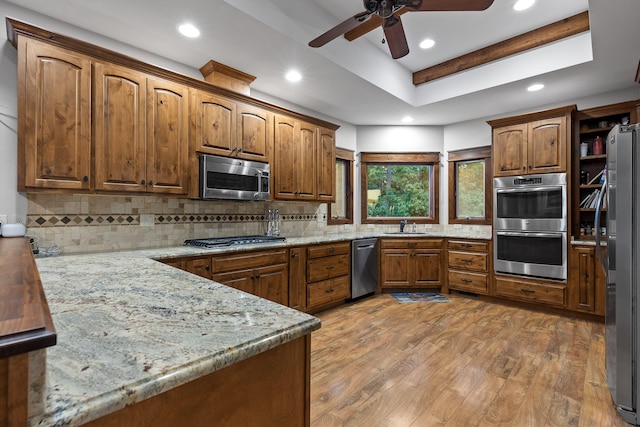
448,251 -> 488,272
212,249 -> 288,273
447,240 -> 488,253
380,238 -> 444,250
448,271 -> 488,294
307,276 -> 350,309
307,241 -> 350,259
495,277 -> 566,307
307,254 -> 350,283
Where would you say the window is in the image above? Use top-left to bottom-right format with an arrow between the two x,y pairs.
448,146 -> 492,225
360,152 -> 440,224
328,148 -> 354,225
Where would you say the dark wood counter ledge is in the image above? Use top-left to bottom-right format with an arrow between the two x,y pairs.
0,237 -> 56,427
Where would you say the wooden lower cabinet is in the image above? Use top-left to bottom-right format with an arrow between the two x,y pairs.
495,275 -> 567,308
83,335 -> 311,427
305,242 -> 350,312
288,247 -> 307,312
211,249 -> 288,306
185,257 -> 211,279
569,245 -> 606,316
446,239 -> 490,295
380,238 -> 444,290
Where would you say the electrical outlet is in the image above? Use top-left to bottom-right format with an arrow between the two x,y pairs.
367,224 -> 375,229
453,224 -> 462,229
343,224 -> 351,230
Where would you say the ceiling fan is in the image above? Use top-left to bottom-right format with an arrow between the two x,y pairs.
309,0 -> 495,59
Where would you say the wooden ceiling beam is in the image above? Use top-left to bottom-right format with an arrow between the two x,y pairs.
413,11 -> 590,86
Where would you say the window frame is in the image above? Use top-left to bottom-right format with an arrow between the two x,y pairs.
360,152 -> 440,224
328,147 -> 354,225
447,146 -> 492,225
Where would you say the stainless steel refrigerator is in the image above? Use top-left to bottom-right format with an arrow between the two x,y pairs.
597,123 -> 640,425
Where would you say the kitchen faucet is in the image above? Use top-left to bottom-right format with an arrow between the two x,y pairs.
400,219 -> 408,232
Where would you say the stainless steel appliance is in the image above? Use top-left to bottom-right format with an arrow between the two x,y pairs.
597,124 -> 640,425
199,154 -> 271,201
184,235 -> 285,248
493,172 -> 567,280
351,238 -> 378,299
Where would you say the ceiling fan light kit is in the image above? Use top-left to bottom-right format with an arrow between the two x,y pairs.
309,0 -> 495,59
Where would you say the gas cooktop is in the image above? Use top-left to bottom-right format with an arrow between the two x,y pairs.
184,235 -> 286,248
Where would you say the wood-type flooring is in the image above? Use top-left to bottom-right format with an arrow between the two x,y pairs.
310,294 -> 629,427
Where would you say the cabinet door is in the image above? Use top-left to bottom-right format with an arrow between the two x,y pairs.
20,38 -> 91,190
316,127 -> 336,202
492,124 -> 527,177
296,122 -> 317,200
146,77 -> 189,194
186,258 -> 211,279
192,91 -> 236,155
569,245 -> 605,314
528,117 -> 566,174
288,247 -> 307,311
380,249 -> 411,288
236,103 -> 272,162
254,264 -> 289,306
94,63 -> 146,192
211,269 -> 254,294
413,250 -> 442,287
274,115 -> 297,199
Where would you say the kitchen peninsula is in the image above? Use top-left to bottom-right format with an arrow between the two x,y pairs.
0,238 -> 320,427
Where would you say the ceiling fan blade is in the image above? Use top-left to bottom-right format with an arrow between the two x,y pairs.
409,0 -> 495,11
309,11 -> 373,48
383,14 -> 409,59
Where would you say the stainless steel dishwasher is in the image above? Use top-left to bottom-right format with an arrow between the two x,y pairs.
351,238 -> 378,299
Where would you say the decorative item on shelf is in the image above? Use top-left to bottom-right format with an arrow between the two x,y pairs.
600,165 -> 607,184
581,170 -> 590,184
622,116 -> 630,125
593,136 -> 604,155
580,142 -> 589,157
598,120 -> 608,128
580,124 -> 590,132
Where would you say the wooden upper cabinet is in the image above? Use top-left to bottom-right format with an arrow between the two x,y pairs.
490,106 -> 573,177
316,127 -> 336,202
492,124 -> 528,176
93,63 -> 146,192
192,91 -> 236,154
528,117 -> 566,174
274,115 -> 317,201
19,38 -> 91,191
191,91 -> 271,163
236,102 -> 273,163
146,77 -> 189,194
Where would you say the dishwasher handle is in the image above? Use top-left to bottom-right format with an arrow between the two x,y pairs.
356,244 -> 376,250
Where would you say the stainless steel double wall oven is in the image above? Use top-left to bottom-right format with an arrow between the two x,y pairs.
493,172 -> 567,280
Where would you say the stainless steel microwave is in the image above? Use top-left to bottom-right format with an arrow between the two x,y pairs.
199,154 -> 270,201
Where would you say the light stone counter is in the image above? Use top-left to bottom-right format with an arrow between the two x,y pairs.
31,254 -> 320,427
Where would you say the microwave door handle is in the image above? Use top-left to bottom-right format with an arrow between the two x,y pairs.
497,231 -> 562,238
594,177 -> 608,276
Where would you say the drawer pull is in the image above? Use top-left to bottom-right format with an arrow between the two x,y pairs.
327,247 -> 335,253
520,288 -> 535,294
461,243 -> 472,248
325,288 -> 335,293
461,278 -> 472,283
461,258 -> 474,263
326,265 -> 335,270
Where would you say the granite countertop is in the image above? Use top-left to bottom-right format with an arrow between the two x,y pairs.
31,254 -> 320,427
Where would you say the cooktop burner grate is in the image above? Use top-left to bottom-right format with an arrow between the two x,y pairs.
184,235 -> 286,248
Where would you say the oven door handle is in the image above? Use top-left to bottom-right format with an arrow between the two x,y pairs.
496,231 -> 563,238
495,186 -> 564,194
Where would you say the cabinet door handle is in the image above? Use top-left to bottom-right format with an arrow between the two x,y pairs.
141,179 -> 146,185
291,253 -> 297,258
205,266 -> 210,271
149,180 -> 153,186
520,288 -> 535,294
83,176 -> 89,182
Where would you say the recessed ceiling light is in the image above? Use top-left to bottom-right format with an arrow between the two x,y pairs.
178,23 -> 200,38
401,116 -> 414,123
285,70 -> 302,82
419,39 -> 435,49
513,0 -> 535,11
527,83 -> 544,92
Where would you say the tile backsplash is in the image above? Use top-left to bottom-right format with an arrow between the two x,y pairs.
26,194 -> 327,254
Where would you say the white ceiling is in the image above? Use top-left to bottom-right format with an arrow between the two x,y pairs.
7,0 -> 640,125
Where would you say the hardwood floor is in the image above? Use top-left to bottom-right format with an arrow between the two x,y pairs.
310,294 -> 629,427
